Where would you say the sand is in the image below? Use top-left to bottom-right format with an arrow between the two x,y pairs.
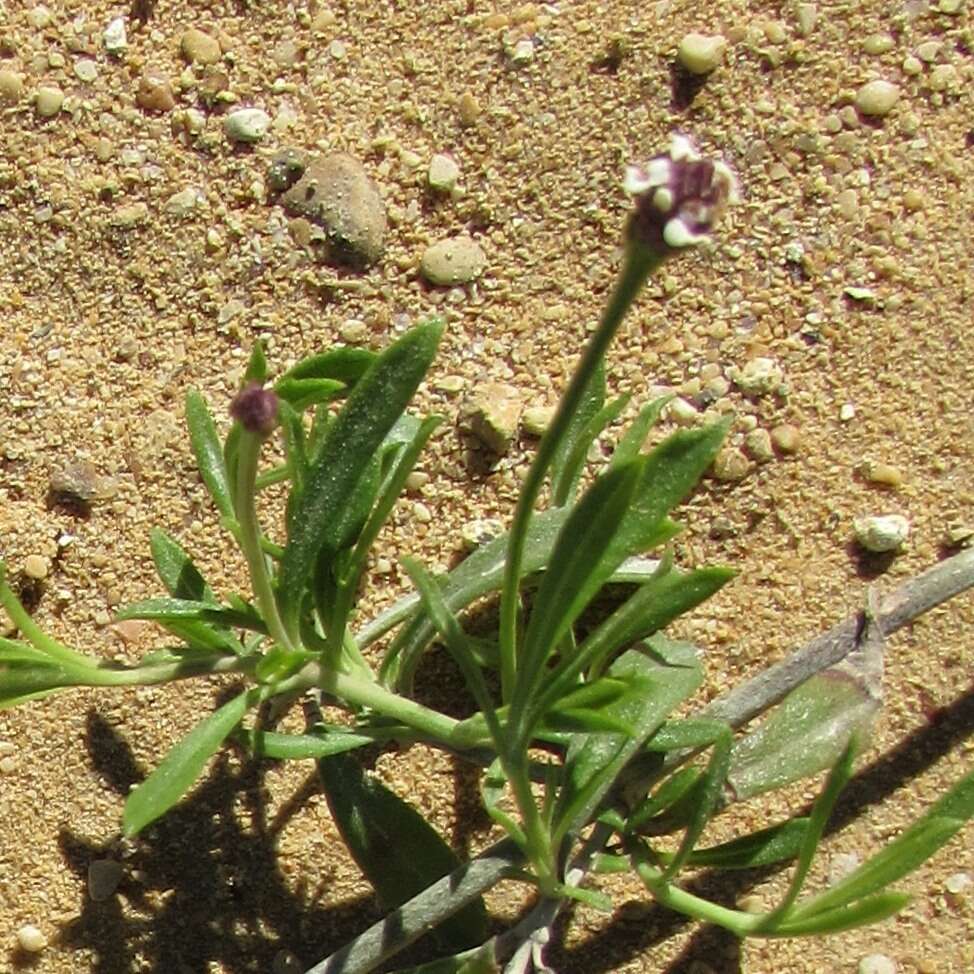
1,1 -> 972,972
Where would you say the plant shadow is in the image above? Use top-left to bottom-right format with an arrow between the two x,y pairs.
39,706 -> 374,974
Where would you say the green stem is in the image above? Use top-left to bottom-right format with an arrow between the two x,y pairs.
634,856 -> 763,936
0,567 -> 97,668
234,430 -> 296,652
497,241 -> 664,701
319,666 -> 485,748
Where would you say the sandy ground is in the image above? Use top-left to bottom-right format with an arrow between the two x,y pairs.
1,1 -> 973,971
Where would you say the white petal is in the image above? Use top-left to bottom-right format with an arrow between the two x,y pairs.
663,217 -> 707,248
623,164 -> 651,195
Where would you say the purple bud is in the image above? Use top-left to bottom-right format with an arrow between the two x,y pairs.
230,382 -> 279,436
624,134 -> 738,253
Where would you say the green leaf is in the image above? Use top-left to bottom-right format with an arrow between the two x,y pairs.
787,769 -> 974,922
185,389 -> 234,519
610,420 -> 730,560
628,766 -> 703,832
609,396 -> 672,470
0,660 -> 73,708
116,597 -> 268,635
757,742 -> 856,929
553,637 -> 702,843
279,320 -> 444,635
661,725 -> 732,880
727,672 -> 879,803
318,751 -> 488,953
378,507 -> 570,691
645,717 -> 732,752
123,687 -> 260,836
683,818 -> 811,870
275,376 -> 347,413
240,727 -> 373,760
549,359 -> 605,504
243,342 -> 268,385
551,393 -> 629,506
277,346 -> 376,387
149,528 -> 215,603
767,892 -> 911,937
513,461 -> 641,730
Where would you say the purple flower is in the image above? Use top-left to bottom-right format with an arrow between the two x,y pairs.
624,134 -> 738,253
230,382 -> 279,436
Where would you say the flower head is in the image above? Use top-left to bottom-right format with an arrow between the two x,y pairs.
624,134 -> 738,253
230,382 -> 279,437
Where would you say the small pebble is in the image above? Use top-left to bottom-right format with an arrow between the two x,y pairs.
339,318 -> 368,343
839,403 -> 856,422
224,108 -> 272,144
35,85 -> 64,117
0,755 -> 16,773
521,405 -> 555,436
902,55 -> 923,76
421,236 -> 486,286
863,33 -> 894,55
827,851 -> 862,885
677,32 -> 727,74
731,357 -> 783,396
945,871 -> 973,896
744,428 -> 774,463
74,58 -> 98,83
428,153 -> 460,192
915,40 -> 942,62
104,16 -> 127,53
858,954 -> 896,974
23,554 -> 50,580
27,4 -> 52,29
136,71 -> 176,112
770,423 -> 800,454
88,859 -> 124,901
928,63 -> 957,91
861,461 -> 903,488
0,69 -> 24,103
854,79 -> 900,117
110,202 -> 149,229
795,3 -> 818,35
458,91 -> 481,126
164,187 -> 203,217
181,27 -> 222,65
462,382 -> 523,453
435,375 -> 465,395
17,924 -> 47,953
854,514 -> 910,553
272,949 -> 303,974
668,396 -> 699,427
460,518 -> 505,552
712,447 -> 750,482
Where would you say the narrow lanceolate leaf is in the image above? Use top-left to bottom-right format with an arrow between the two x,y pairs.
318,751 -> 488,953
116,598 -> 268,635
274,377 -> 346,413
549,358 -> 605,505
185,389 -> 234,519
608,396 -> 671,471
243,341 -> 268,385
150,528 -> 215,603
278,319 -> 444,635
276,346 -> 377,387
123,687 -> 261,836
513,462 -> 641,729
0,660 -> 73,709
786,766 -> 974,923
766,892 -> 911,938
240,727 -> 373,760
553,637 -> 703,843
551,393 -> 629,506
610,420 -> 730,559
683,818 -> 811,870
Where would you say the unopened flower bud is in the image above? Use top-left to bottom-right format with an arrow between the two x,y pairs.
624,134 -> 738,253
230,382 -> 279,436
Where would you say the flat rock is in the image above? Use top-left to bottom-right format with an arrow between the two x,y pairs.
421,236 -> 486,285
462,382 -> 523,453
279,153 -> 386,268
